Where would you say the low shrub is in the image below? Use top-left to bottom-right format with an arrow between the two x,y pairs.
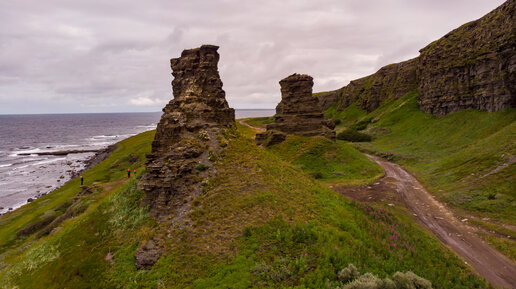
311,172 -> 323,179
336,264 -> 432,289
350,117 -> 372,131
337,129 -> 372,142
338,264 -> 360,282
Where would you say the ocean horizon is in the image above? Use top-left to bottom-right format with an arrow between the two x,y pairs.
0,109 -> 275,214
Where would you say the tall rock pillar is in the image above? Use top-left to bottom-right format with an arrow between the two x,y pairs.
140,45 -> 235,220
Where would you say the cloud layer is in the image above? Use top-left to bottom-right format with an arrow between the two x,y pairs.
0,0 -> 505,113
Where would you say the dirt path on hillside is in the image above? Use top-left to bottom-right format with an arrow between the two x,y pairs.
238,119 -> 265,133
241,118 -> 516,287
364,154 -> 516,289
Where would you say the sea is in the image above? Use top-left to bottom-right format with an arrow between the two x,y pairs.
0,109 -> 274,214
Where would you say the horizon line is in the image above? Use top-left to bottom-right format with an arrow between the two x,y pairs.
0,108 -> 276,116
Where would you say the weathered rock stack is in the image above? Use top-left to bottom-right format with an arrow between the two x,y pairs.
136,44 -> 235,269
256,74 -> 335,146
141,44 -> 234,219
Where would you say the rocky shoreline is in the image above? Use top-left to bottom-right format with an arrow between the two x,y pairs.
0,144 -> 117,216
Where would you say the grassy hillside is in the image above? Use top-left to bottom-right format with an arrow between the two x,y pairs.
327,91 -> 516,260
0,125 -> 490,288
268,135 -> 383,185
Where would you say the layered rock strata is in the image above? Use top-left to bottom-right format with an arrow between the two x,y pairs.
319,0 -> 515,116
141,44 -> 234,218
417,0 -> 515,116
137,45 -> 235,269
257,74 -> 335,145
317,58 -> 418,112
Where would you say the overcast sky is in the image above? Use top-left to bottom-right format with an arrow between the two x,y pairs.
0,0 -> 506,114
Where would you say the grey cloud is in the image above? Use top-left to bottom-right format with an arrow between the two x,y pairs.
0,0 -> 506,114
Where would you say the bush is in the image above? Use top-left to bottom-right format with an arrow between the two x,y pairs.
345,273 -> 394,289
311,172 -> 323,179
392,271 -> 432,289
350,118 -> 372,131
337,264 -> 432,289
337,129 -> 372,142
338,264 -> 360,282
334,119 -> 342,125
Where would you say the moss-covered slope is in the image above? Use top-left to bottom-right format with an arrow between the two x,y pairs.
329,91 -> 516,261
0,125 -> 491,288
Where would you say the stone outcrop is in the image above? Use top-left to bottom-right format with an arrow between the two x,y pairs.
137,45 -> 235,268
256,74 -> 335,145
320,0 -> 514,116
417,0 -> 515,116
316,58 -> 418,112
141,44 -> 234,218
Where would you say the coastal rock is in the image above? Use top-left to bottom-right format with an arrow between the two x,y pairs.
417,0 -> 516,116
137,45 -> 235,269
320,1 -> 514,117
316,58 -> 418,112
257,74 -> 335,145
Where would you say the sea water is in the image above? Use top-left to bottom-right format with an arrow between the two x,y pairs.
0,109 -> 274,214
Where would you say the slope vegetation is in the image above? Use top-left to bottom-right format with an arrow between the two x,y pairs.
327,91 -> 516,260
0,125 -> 490,288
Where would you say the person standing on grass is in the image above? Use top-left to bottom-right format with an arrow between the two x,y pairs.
133,169 -> 136,176
127,168 -> 131,178
80,176 -> 83,185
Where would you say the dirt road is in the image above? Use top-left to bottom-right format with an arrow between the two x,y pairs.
240,119 -> 516,288
366,154 -> 516,289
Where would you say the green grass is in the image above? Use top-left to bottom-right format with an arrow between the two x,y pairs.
267,135 -> 382,185
325,103 -> 367,129
328,91 -> 516,260
0,130 -> 155,254
349,92 -> 516,222
244,116 -> 274,128
0,126 -> 491,288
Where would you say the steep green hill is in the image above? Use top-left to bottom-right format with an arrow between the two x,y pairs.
0,124 -> 490,288
326,91 -> 516,260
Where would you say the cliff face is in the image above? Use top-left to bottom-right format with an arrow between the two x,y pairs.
322,0 -> 515,116
256,74 -> 335,146
417,0 -> 516,116
318,58 -> 417,112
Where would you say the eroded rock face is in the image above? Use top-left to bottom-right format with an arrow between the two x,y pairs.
257,74 -> 335,145
417,0 -> 515,116
316,58 -> 418,112
141,44 -> 235,218
320,1 -> 515,117
137,45 -> 235,268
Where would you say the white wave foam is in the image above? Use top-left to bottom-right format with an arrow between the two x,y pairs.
32,158 -> 66,166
